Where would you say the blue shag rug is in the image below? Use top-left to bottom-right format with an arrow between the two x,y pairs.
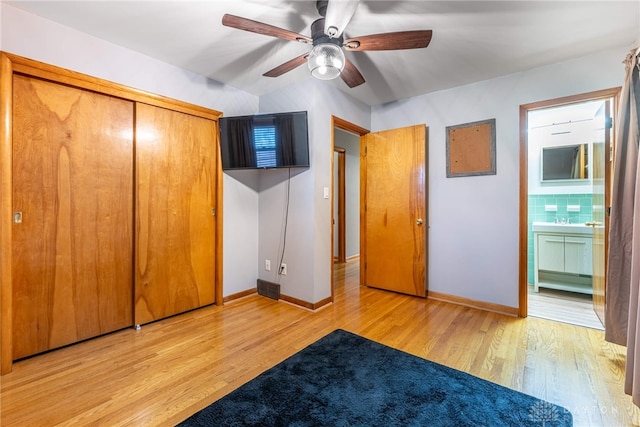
178,329 -> 572,426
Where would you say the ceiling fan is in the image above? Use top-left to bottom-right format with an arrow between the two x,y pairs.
222,0 -> 433,88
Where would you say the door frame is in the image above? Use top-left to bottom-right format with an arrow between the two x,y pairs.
333,147 -> 346,263
330,116 -> 369,300
518,87 -> 620,317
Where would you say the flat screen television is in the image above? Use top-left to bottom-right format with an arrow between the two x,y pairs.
219,111 -> 310,170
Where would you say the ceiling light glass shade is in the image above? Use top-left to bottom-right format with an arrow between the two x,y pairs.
308,43 -> 345,80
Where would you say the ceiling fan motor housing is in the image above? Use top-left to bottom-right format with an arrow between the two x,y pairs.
311,18 -> 343,47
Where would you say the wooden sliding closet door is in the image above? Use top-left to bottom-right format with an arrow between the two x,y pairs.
135,103 -> 217,325
12,75 -> 134,360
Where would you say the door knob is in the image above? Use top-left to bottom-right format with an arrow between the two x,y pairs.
416,218 -> 423,226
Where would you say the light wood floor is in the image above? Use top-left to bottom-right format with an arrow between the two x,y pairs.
1,260 -> 638,426
528,286 -> 605,330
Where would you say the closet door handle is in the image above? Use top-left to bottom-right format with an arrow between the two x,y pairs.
416,218 -> 423,226
13,211 -> 22,224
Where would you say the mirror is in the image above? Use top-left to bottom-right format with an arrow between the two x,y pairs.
541,144 -> 589,181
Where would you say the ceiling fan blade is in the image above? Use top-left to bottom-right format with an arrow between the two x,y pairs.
324,0 -> 360,38
344,30 -> 433,51
222,14 -> 312,44
340,57 -> 365,88
263,52 -> 310,78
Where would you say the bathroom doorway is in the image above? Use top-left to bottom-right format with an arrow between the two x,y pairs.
521,89 -> 619,329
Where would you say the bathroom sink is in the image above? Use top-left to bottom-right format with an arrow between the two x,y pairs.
532,222 -> 593,235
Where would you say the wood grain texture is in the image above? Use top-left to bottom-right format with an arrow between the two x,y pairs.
263,52 -> 308,77
343,30 -> 432,51
1,52 -> 224,373
3,52 -> 221,121
222,14 -> 312,44
1,260 -> 638,426
332,115 -> 369,136
362,125 -> 426,296
518,105 -> 529,317
0,53 -> 14,373
428,290 -> 519,317
11,75 -> 134,360
135,103 -> 216,325
528,286 -> 603,330
592,99 -> 614,325
214,118 -> 224,307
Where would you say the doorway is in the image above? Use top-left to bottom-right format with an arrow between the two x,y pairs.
519,88 -> 619,328
333,127 -> 360,265
330,117 -> 428,299
331,117 -> 369,298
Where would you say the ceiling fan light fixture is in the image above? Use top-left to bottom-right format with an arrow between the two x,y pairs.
308,43 -> 345,80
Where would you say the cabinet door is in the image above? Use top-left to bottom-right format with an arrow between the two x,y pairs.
135,103 -> 217,325
12,75 -> 134,359
537,234 -> 565,272
564,236 -> 592,275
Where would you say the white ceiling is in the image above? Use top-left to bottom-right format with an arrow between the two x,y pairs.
6,0 -> 639,106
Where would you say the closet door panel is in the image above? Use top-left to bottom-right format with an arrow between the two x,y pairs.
135,103 -> 216,325
12,75 -> 134,360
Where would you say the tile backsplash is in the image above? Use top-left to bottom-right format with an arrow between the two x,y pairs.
527,194 -> 593,284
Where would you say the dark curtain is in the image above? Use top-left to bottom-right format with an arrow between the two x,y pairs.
606,49 -> 639,347
606,48 -> 640,406
275,115 -> 295,166
229,118 -> 256,168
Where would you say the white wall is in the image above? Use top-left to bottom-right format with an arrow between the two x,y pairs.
371,47 -> 630,308
1,3 -> 261,297
258,79 -> 370,303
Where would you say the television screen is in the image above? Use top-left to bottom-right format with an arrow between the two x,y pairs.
219,111 -> 310,170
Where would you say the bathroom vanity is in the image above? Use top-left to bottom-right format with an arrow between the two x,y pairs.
532,222 -> 593,294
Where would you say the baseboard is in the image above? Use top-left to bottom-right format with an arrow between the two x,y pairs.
280,293 -> 332,311
224,284 -> 331,311
427,290 -> 519,317
223,288 -> 257,303
334,255 -> 360,263
224,286 -> 515,317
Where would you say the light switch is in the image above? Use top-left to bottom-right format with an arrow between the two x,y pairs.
323,187 -> 330,199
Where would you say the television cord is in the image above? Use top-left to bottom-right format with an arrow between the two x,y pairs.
276,168 -> 291,282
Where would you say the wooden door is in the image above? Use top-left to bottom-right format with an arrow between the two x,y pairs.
12,75 -> 134,359
135,103 -> 217,325
361,125 -> 427,297
590,100 -> 611,325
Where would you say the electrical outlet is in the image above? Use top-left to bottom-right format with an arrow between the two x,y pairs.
279,263 -> 287,275
265,259 -> 271,271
